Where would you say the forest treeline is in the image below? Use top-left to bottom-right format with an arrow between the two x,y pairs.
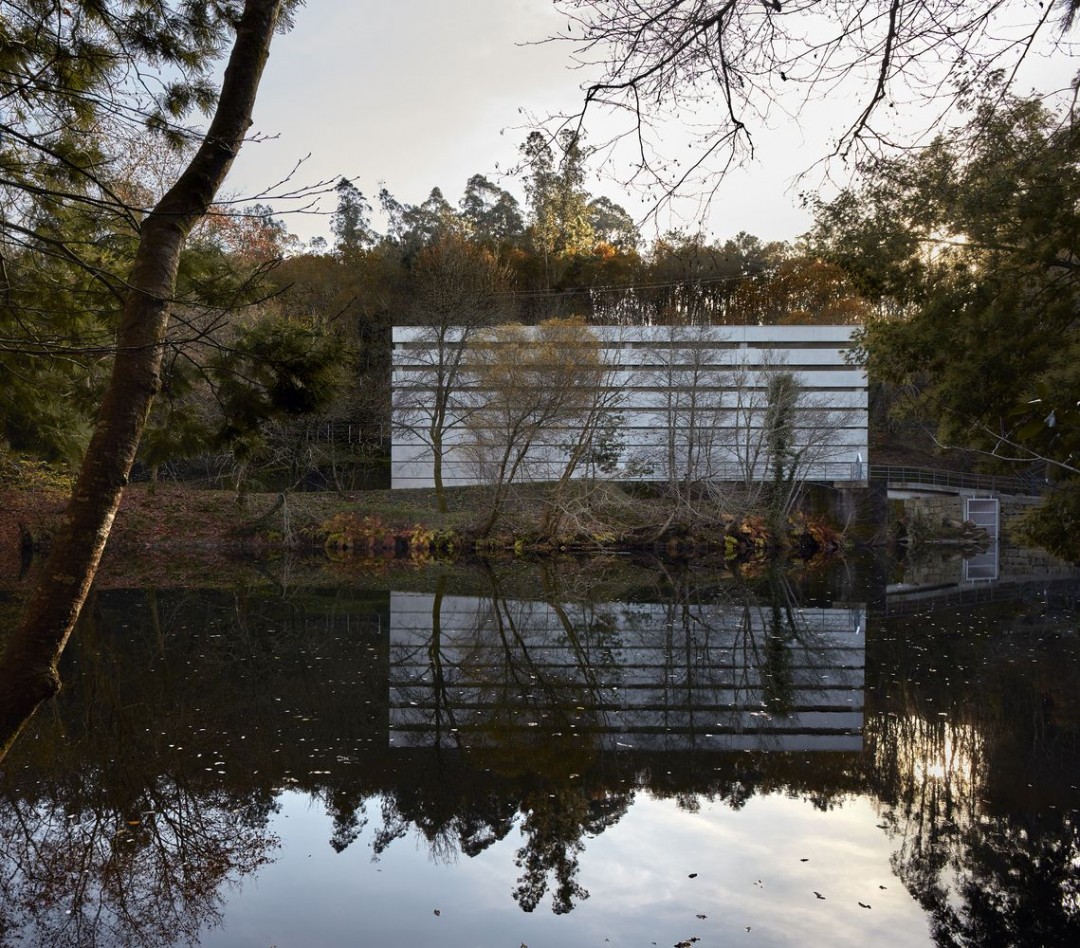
3,94 -> 1078,558
1,127 -> 869,491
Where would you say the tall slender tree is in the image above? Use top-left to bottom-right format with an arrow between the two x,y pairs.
460,174 -> 525,247
521,131 -> 595,286
0,0 -> 294,761
395,235 -> 511,512
331,178 -> 376,256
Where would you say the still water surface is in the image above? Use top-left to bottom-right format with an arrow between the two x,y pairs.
1,556 -> 1078,947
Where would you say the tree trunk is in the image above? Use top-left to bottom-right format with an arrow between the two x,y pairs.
0,0 -> 285,762
432,429 -> 448,514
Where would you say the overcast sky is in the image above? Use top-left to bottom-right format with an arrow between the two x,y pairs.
226,0 -> 1077,249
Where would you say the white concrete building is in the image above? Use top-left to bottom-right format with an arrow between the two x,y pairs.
391,323 -> 868,491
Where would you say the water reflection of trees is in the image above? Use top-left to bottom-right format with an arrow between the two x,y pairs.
0,584 -> 377,945
0,781 -> 275,947
0,568 -> 869,924
1,569 -> 1078,935
616,562 -> 863,752
373,563 -> 866,911
381,566 -> 633,913
867,600 -> 1080,946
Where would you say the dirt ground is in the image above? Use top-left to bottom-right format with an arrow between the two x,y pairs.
1,485 -> 322,589
0,481 -> 489,591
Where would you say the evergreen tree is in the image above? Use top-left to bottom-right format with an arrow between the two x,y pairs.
0,0 -> 294,759
331,178 -> 375,256
812,94 -> 1080,557
521,130 -> 595,285
460,174 -> 525,246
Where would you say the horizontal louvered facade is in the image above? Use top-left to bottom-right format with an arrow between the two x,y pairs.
391,324 -> 868,489
388,592 -> 866,753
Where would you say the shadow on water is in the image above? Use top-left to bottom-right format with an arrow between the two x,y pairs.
0,551 -> 1078,945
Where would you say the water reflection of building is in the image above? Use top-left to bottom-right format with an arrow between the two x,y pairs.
6,583 -> 1077,941
884,564 -> 1080,617
388,593 -> 866,753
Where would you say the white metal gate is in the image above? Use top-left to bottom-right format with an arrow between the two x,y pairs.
964,496 -> 1000,581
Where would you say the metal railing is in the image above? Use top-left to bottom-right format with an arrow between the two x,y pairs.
869,464 -> 1036,495
303,421 -> 388,446
633,460 -> 871,483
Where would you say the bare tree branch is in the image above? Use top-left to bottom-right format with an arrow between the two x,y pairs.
551,0 -> 1080,213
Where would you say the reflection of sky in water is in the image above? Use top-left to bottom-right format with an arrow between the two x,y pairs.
205,790 -> 929,948
4,571 -> 1078,946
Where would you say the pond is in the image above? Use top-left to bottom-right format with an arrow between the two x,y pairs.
1,552 -> 1078,947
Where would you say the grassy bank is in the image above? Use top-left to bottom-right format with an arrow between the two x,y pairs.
0,474 -> 845,591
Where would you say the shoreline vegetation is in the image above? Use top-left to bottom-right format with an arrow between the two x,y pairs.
0,463 -> 852,589
5,423 -> 1017,595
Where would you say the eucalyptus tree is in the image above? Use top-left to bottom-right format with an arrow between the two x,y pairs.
586,196 -> 639,251
459,174 -> 525,247
379,186 -> 464,260
521,130 -> 596,286
331,178 -> 377,256
0,0 -> 297,760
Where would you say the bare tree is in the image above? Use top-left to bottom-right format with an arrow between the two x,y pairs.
537,330 -> 628,541
727,357 -> 861,526
633,333 -> 859,532
393,236 -> 512,512
636,324 -> 733,528
553,1 -> 1080,210
724,352 -> 776,512
0,779 -> 275,947
462,318 -> 614,537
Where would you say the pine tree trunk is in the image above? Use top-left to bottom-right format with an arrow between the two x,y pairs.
0,0 -> 285,762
